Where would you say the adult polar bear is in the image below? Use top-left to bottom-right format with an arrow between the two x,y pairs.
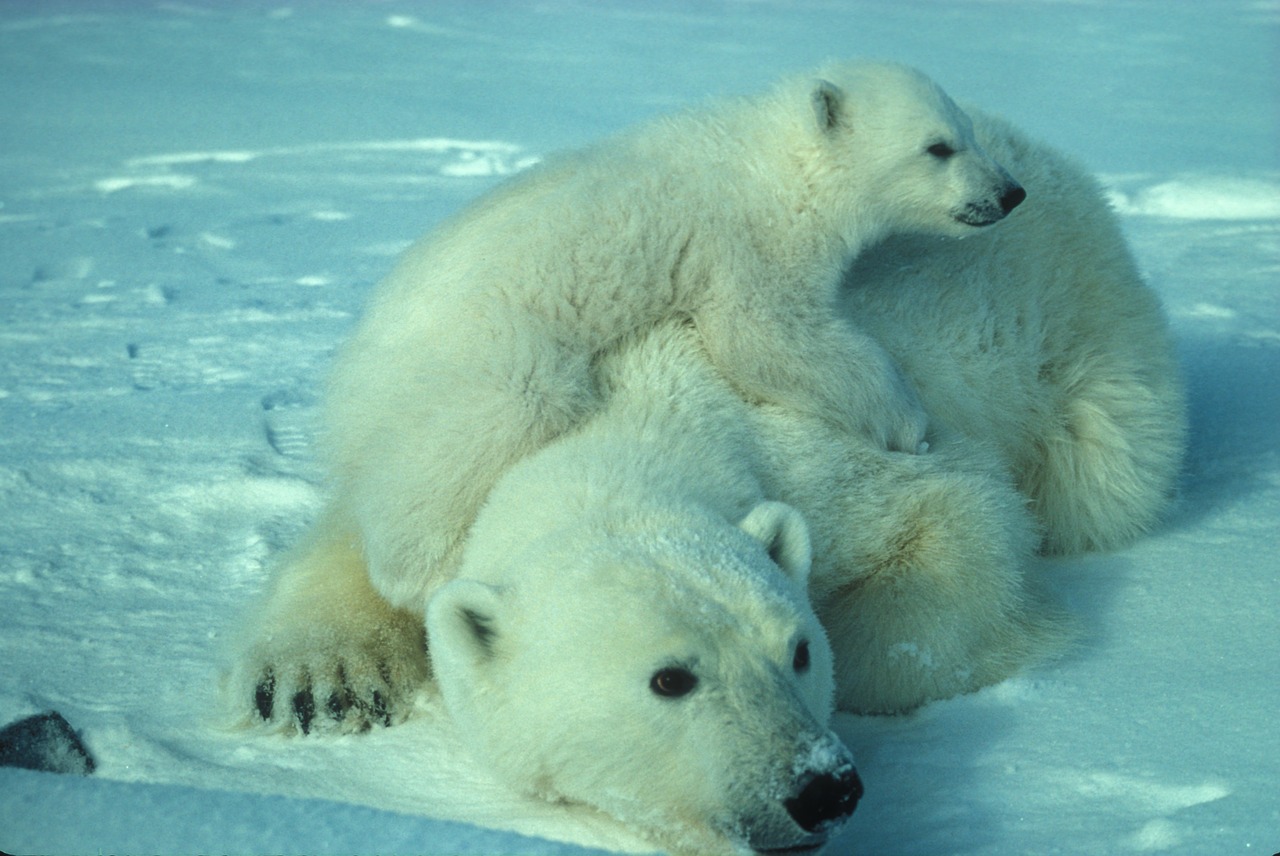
227,63 -> 1184,855
324,61 -> 1025,611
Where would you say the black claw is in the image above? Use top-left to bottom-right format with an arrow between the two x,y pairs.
326,687 -> 353,722
292,690 -> 315,735
370,690 -> 390,727
328,666 -> 353,722
254,673 -> 275,721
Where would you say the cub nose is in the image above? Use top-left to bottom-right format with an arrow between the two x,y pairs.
784,768 -> 864,833
1000,183 -> 1027,214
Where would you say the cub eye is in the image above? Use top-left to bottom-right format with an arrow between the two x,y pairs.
926,142 -> 956,159
793,640 -> 811,673
650,667 -> 698,699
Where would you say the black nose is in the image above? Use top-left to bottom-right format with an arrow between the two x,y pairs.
784,768 -> 864,833
1000,183 -> 1027,214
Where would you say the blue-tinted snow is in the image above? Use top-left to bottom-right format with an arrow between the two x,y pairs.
1,2 -> 1277,854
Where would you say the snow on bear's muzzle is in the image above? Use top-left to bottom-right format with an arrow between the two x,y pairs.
954,178 -> 1026,227
737,732 -> 862,853
953,156 -> 1026,228
784,763 -> 863,837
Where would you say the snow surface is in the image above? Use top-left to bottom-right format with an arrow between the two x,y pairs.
1,1 -> 1277,854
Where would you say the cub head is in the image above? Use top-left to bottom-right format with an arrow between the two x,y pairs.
427,501 -> 860,855
795,61 -> 1025,243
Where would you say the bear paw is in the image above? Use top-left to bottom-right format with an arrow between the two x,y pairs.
861,373 -> 929,455
230,619 -> 428,736
828,342 -> 929,454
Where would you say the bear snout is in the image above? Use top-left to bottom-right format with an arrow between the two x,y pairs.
784,767 -> 864,833
1000,182 -> 1027,214
954,179 -> 1025,227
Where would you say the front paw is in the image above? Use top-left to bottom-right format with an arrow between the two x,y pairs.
868,378 -> 929,454
229,621 -> 428,735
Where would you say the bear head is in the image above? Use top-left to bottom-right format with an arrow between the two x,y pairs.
427,501 -> 861,855
793,61 -> 1025,244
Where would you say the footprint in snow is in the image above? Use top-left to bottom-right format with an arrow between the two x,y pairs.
261,391 -> 314,459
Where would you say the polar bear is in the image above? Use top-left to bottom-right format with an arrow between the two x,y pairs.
324,61 -> 1026,610
838,108 -> 1185,558
229,322 -> 862,856
755,108 -> 1185,713
225,68 -> 1184,855
427,323 -> 863,855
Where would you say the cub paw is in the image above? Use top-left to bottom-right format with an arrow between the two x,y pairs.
864,372 -> 929,455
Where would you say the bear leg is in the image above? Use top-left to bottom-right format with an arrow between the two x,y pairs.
329,322 -> 600,609
754,410 -> 1071,713
814,456 -> 1070,714
224,507 -> 428,734
1021,352 -> 1186,555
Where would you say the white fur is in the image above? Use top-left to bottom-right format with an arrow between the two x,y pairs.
759,108 -> 1185,713
322,61 -> 1025,610
222,509 -> 428,734
842,108 -> 1185,556
428,325 -> 858,854
225,65 -> 1184,854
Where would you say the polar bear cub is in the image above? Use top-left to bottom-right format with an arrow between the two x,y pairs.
323,61 -> 1026,609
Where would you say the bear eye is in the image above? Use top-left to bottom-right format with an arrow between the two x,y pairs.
650,667 -> 698,699
926,142 -> 956,159
793,640 -> 811,673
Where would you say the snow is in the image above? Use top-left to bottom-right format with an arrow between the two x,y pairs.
1,1 -> 1277,854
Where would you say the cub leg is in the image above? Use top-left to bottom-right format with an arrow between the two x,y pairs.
328,319 -> 597,609
697,289 -> 928,455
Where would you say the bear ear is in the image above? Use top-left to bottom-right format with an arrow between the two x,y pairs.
738,501 -> 812,586
810,79 -> 846,133
426,579 -> 506,668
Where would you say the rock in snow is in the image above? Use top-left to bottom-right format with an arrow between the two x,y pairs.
0,712 -> 95,777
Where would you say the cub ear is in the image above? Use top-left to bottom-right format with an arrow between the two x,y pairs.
738,501 -> 812,586
810,79 -> 846,133
426,579 -> 506,671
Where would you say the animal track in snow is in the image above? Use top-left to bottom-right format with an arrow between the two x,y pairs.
125,339 -> 249,392
261,391 -> 315,459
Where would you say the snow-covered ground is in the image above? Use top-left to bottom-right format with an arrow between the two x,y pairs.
1,2 -> 1277,854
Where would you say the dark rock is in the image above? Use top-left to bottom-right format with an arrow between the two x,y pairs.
0,710 -> 95,775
